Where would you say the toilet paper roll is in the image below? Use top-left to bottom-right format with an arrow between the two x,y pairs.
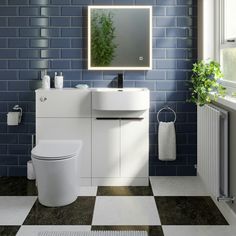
7,112 -> 20,126
27,160 -> 36,180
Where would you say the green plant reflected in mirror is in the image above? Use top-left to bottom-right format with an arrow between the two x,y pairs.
88,6 -> 152,70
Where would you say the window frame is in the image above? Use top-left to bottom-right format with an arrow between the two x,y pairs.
217,0 -> 236,89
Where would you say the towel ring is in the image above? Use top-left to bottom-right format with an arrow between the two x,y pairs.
157,106 -> 177,123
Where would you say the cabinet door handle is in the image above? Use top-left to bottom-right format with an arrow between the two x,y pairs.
40,96 -> 47,102
96,117 -> 144,120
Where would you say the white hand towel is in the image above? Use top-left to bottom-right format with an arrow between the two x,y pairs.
158,121 -> 176,161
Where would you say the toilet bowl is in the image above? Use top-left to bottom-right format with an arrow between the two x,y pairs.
31,140 -> 82,207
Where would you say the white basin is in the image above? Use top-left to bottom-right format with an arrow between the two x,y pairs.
92,88 -> 150,111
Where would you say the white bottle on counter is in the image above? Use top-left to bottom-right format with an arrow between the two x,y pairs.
41,70 -> 50,89
54,72 -> 64,89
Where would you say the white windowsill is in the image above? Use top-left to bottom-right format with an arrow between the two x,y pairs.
210,92 -> 236,111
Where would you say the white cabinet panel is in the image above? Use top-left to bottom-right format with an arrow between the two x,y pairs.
92,119 -> 120,178
36,89 -> 91,118
121,120 -> 148,177
36,118 -> 91,178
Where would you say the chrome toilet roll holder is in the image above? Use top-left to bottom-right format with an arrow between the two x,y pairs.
12,105 -> 23,124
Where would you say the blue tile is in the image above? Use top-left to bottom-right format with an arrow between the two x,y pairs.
71,38 -> 83,48
50,39 -> 70,48
30,17 -> 49,27
8,17 -> 29,27
8,39 -> 28,48
153,28 -> 165,37
0,18 -> 7,26
177,60 -> 194,69
0,92 -> 18,101
62,49 -> 82,58
0,7 -> 18,16
30,0 -> 49,5
187,113 -> 197,122
166,7 -> 187,16
177,81 -> 189,91
0,0 -> 7,4
82,71 -> 102,81
0,134 -> 18,144
177,103 -> 196,112
19,70 -> 39,80
156,60 -> 176,69
177,165 -> 196,176
93,0 -> 113,4
124,71 -> 145,80
19,7 -> 40,16
30,60 -> 49,69
155,38 -> 177,48
9,0 -> 29,4
135,81 -> 156,91
40,28 -> 60,37
41,49 -> 60,59
63,71 -> 82,80
0,28 -> 18,37
177,39 -> 195,48
8,166 -> 27,177
0,166 -> 7,176
156,80 -> 176,91
177,17 -> 193,27
71,17 -> 83,27
0,71 -> 18,80
62,7 -> 82,16
156,17 -> 176,27
0,49 -> 17,58
166,49 -> 187,59
8,81 -> 29,91
19,49 -> 40,59
153,6 -> 165,16
176,123 -> 197,133
30,39 -> 49,48
177,0 -> 197,5
157,0 -> 176,5
0,81 -> 7,90
0,60 -> 7,69
166,91 -> 186,101
61,28 -> 82,37
146,70 -> 165,80
20,28 -> 40,37
18,156 -> 31,165
113,0 -> 133,5
72,0 -> 92,4
8,60 -> 28,69
41,7 -> 60,16
150,92 -> 166,101
166,28 -> 188,37
51,0 -> 71,4
50,17 -> 70,26
51,60 -> 70,69
135,0 -> 155,5
156,166 -> 177,176
71,60 -> 83,69
166,71 -> 187,80
19,92 -> 35,101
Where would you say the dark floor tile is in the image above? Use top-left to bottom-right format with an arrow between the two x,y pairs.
23,197 -> 95,225
0,177 -> 37,196
97,186 -> 153,196
91,226 -> 164,236
0,226 -> 20,236
155,196 -> 228,225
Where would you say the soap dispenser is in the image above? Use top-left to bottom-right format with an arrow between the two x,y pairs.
54,72 -> 64,89
41,70 -> 50,89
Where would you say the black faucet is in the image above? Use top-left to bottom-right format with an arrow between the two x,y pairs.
117,73 -> 123,88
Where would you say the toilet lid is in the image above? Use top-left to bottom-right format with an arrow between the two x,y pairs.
31,140 -> 82,160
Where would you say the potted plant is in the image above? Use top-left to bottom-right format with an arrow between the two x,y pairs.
188,60 -> 226,106
91,10 -> 117,67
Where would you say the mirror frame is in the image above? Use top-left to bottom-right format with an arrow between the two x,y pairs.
88,5 -> 152,71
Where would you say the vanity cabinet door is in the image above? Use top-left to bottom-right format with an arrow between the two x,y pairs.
120,120 -> 148,178
92,119 -> 120,178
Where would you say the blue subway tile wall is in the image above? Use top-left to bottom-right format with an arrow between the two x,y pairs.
0,0 -> 197,176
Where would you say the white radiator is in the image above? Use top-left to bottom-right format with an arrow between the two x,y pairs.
197,104 -> 229,200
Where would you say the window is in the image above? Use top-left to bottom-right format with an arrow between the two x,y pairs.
220,0 -> 236,85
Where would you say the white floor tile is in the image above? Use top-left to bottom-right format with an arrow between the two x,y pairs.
92,196 -> 161,226
0,196 -> 37,225
150,176 -> 208,196
16,226 -> 91,236
163,226 -> 236,236
78,187 -> 97,196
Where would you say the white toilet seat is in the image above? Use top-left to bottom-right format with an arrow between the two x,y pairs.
31,140 -> 82,161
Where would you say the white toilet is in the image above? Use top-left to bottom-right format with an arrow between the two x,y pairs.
31,140 -> 82,207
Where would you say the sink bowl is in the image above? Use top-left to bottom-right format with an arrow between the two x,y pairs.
92,88 -> 150,111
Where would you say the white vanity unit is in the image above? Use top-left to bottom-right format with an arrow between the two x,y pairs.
35,88 -> 150,186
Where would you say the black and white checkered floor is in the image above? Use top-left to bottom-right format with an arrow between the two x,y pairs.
0,177 -> 235,236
